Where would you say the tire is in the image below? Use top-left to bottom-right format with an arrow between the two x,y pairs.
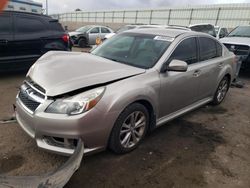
212,76 -> 230,105
78,38 -> 87,48
109,103 -> 149,154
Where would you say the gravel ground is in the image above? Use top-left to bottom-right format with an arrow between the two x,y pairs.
0,48 -> 249,187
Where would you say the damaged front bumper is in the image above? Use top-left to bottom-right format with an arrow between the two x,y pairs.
0,140 -> 84,188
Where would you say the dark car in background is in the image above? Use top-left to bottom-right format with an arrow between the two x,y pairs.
0,11 -> 71,72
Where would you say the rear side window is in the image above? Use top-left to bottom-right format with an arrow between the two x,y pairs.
0,15 -> 12,34
199,37 -> 217,61
216,42 -> 223,57
101,27 -> 110,33
16,17 -> 46,34
49,21 -> 64,32
169,37 -> 198,65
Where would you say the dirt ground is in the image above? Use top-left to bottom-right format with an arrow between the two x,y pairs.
0,49 -> 250,187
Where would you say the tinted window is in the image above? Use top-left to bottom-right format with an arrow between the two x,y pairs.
16,17 -> 46,33
0,16 -> 11,34
49,21 -> 64,32
90,27 -> 99,34
216,42 -> 222,57
101,27 -> 110,33
199,37 -> 217,61
169,37 -> 198,65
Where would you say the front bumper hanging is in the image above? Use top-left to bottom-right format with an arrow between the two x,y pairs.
0,140 -> 84,188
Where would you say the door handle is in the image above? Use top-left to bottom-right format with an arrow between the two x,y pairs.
0,39 -> 8,44
193,70 -> 201,77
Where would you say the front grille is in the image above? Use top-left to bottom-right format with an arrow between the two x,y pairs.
18,82 -> 46,113
19,89 -> 41,112
224,44 -> 250,56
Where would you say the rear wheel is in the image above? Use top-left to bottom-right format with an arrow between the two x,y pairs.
78,38 -> 87,48
109,103 -> 149,154
212,76 -> 230,105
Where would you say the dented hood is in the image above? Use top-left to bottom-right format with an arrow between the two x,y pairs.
28,51 -> 145,96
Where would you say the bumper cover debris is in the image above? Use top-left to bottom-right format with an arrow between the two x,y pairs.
0,140 -> 84,188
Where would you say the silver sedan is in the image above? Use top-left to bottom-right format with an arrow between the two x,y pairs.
16,28 -> 236,155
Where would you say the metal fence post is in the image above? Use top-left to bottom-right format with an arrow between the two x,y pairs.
135,10 -> 138,24
123,11 -> 125,23
215,7 -> 221,25
112,11 -> 115,23
149,10 -> 153,24
167,9 -> 171,25
189,8 -> 194,25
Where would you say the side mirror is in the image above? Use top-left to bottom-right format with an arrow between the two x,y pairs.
167,59 -> 188,72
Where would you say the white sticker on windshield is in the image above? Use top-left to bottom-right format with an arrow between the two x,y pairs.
154,36 -> 174,42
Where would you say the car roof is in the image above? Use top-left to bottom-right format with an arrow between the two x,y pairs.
124,28 -> 193,38
84,25 -> 111,28
189,23 -> 215,27
2,10 -> 51,19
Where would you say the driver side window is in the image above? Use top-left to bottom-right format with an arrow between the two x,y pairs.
169,37 -> 198,65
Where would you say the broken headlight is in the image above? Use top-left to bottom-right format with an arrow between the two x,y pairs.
45,87 -> 105,115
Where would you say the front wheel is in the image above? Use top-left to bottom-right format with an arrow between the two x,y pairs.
78,38 -> 87,48
109,103 -> 149,154
212,76 -> 230,105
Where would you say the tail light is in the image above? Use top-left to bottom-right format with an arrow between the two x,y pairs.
62,34 -> 70,43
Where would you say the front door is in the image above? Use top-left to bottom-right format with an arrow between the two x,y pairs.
88,27 -> 100,45
159,37 -> 201,118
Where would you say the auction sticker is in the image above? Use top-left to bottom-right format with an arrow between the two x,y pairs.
154,36 -> 174,42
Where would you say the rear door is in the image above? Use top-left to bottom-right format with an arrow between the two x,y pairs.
100,27 -> 111,39
13,14 -> 46,62
196,37 -> 223,99
0,12 -> 14,67
88,27 -> 100,45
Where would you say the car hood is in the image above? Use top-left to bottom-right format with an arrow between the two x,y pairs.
69,31 -> 82,36
220,37 -> 250,46
28,51 -> 145,97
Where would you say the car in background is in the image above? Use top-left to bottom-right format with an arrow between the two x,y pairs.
0,11 -> 70,72
104,24 -> 167,40
215,26 -> 229,39
220,25 -> 250,70
189,23 -> 217,37
16,28 -> 235,155
69,25 -> 114,47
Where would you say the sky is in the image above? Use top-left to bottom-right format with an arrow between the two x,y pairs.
35,0 -> 250,14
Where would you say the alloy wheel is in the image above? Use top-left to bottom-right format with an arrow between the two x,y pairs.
119,111 -> 146,149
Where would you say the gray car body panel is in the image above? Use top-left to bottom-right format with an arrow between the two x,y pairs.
16,29 -> 235,155
28,51 -> 145,96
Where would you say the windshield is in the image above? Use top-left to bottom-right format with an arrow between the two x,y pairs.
116,26 -> 137,33
91,33 -> 172,69
228,26 -> 250,37
76,26 -> 92,32
190,25 -> 216,37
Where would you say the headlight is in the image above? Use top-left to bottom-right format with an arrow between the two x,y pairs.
45,87 -> 105,115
